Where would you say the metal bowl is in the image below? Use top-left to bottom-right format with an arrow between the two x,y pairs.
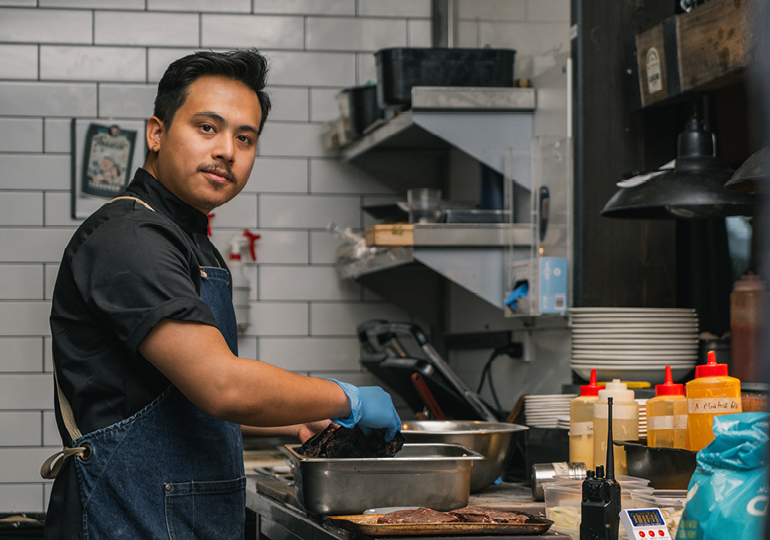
400,420 -> 528,492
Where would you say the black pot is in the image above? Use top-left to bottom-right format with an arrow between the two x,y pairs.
615,440 -> 697,489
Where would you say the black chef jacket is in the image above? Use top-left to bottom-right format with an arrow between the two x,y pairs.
46,168 -> 228,539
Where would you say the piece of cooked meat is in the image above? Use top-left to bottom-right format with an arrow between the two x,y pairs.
297,423 -> 405,458
377,508 -> 460,524
449,506 -> 529,524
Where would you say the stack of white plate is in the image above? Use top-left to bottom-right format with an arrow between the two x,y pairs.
637,399 -> 647,439
570,307 -> 699,384
524,394 -> 576,428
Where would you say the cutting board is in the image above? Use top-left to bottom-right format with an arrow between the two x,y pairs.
365,224 -> 414,246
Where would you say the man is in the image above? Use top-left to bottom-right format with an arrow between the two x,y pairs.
43,49 -> 401,539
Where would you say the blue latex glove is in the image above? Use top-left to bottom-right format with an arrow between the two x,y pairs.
328,379 -> 401,441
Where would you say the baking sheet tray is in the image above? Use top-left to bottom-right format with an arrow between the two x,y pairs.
327,513 -> 554,536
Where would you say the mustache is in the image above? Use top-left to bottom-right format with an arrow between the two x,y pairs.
198,163 -> 235,183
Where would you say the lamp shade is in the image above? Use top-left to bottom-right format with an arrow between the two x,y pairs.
601,117 -> 755,219
724,146 -> 770,194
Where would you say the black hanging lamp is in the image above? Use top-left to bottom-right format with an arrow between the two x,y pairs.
601,115 -> 755,219
724,146 -> 770,194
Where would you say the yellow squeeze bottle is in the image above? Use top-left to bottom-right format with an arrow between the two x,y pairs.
569,368 -> 604,470
646,365 -> 687,448
686,350 -> 742,451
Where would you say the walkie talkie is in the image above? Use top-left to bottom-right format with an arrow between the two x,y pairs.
579,396 -> 622,540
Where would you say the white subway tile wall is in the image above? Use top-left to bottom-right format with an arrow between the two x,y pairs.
0,1 -> 568,513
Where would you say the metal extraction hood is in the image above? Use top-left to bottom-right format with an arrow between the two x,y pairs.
601,116 -> 755,219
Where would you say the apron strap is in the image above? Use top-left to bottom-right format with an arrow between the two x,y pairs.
41,446 -> 87,479
41,361 -> 88,479
110,195 -> 155,212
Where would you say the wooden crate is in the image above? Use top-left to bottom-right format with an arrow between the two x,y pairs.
365,224 -> 414,246
635,0 -> 756,108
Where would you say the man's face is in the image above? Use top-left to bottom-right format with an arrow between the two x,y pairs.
146,75 -> 262,213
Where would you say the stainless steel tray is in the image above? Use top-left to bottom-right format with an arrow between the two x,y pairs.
328,512 -> 554,536
281,443 -> 484,515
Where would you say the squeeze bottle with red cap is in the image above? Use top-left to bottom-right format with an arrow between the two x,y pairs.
569,369 -> 604,470
686,350 -> 742,451
646,366 -> 687,449
593,379 -> 638,475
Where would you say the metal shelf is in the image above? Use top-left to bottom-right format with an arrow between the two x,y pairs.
339,87 -> 536,190
332,87 -> 543,312
336,224 -> 534,309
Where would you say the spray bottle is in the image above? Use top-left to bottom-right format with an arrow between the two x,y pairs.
228,230 -> 260,333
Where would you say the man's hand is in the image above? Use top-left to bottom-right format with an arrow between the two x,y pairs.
327,379 -> 402,441
296,420 -> 331,443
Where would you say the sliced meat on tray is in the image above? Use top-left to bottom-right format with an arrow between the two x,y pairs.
448,506 -> 529,524
377,508 -> 460,524
297,423 -> 406,458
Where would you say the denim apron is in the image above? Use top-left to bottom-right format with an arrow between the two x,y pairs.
43,195 -> 246,539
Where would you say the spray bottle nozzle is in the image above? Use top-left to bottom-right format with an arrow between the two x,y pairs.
229,229 -> 261,261
242,230 -> 260,261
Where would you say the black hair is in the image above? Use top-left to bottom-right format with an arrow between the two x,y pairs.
153,49 -> 271,134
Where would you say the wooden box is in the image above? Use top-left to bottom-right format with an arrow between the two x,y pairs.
635,0 -> 756,108
365,224 -> 414,246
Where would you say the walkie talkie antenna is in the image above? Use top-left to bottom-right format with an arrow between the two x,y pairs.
606,396 -> 615,481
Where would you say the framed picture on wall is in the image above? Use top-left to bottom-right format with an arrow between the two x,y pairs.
71,118 -> 147,219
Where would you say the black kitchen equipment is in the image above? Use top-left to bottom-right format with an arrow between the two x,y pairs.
356,319 -> 504,422
0,513 -> 45,538
601,115 -> 755,219
374,47 -> 516,109
614,440 -> 697,489
339,84 -> 385,139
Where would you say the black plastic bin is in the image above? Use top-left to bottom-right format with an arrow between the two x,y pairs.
340,85 -> 385,139
375,47 -> 516,109
0,513 -> 45,539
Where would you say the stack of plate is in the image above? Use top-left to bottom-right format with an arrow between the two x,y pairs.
570,307 -> 699,384
637,399 -> 647,439
524,394 -> 576,428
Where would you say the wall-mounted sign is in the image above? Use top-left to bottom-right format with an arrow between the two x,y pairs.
71,118 -> 146,219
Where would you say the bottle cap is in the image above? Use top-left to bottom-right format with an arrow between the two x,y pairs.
695,350 -> 728,378
655,365 -> 684,396
598,379 -> 635,402
733,271 -> 765,292
580,368 -> 605,396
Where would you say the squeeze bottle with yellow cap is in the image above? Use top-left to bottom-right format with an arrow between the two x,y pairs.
593,379 -> 638,475
686,350 -> 742,451
569,368 -> 604,470
646,365 -> 687,448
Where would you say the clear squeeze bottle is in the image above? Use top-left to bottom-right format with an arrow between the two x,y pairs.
593,379 -> 638,475
646,365 -> 687,449
686,350 -> 742,451
569,368 -> 604,470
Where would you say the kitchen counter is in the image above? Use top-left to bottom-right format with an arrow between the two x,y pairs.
245,472 -> 571,540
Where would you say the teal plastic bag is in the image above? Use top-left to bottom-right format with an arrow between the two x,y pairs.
676,412 -> 769,540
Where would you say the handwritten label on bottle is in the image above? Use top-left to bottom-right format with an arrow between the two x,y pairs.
688,397 -> 742,414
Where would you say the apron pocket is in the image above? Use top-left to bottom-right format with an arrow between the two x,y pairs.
164,476 -> 246,540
